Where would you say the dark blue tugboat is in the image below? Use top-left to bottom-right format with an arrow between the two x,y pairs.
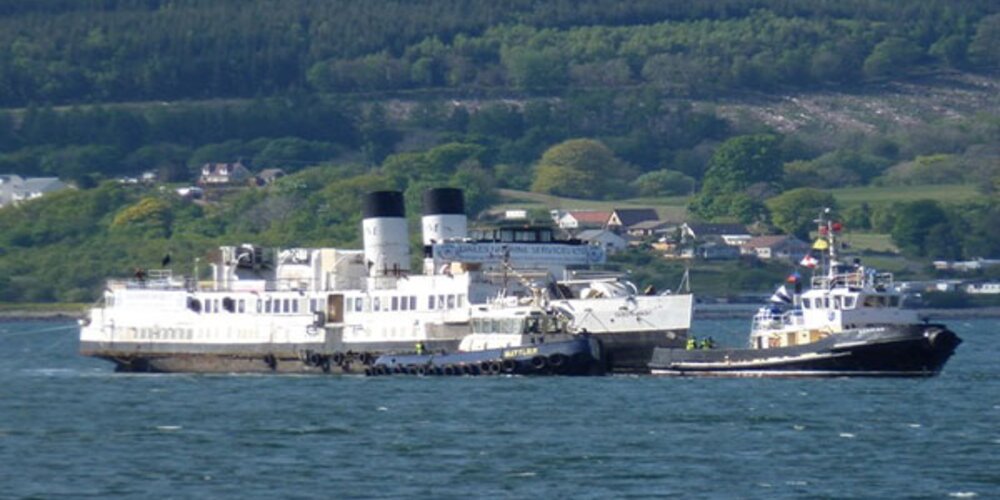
649,209 -> 961,377
367,298 -> 605,376
648,324 -> 960,377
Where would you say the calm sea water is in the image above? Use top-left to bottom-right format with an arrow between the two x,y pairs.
0,318 -> 997,499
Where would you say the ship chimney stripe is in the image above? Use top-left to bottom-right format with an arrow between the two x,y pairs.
363,191 -> 405,219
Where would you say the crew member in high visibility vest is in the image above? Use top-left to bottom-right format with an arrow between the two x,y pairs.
686,336 -> 697,350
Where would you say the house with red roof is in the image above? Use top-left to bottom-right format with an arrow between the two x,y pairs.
552,210 -> 612,231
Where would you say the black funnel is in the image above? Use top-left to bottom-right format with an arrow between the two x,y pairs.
363,191 -> 405,219
422,188 -> 465,215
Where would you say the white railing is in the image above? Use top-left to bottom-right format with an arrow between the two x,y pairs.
109,269 -> 186,290
812,271 -> 894,290
751,308 -> 804,333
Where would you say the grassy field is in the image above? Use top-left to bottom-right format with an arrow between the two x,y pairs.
498,183 -> 981,222
495,189 -> 690,220
840,232 -> 897,253
829,184 -> 982,207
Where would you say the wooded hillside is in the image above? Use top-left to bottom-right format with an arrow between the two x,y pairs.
0,0 -> 997,106
0,0 -> 998,303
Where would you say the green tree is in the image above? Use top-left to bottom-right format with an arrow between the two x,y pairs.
924,223 -> 962,260
863,37 -> 923,79
40,145 -> 123,185
501,47 -> 567,89
124,143 -> 193,182
783,150 -> 891,189
765,188 -> 838,239
449,159 -> 498,217
691,134 -> 782,219
968,14 -> 1000,67
890,200 -> 949,257
359,104 -> 401,166
870,202 -> 903,233
843,202 -> 873,231
632,169 -> 695,197
467,104 -> 524,140
877,154 -> 964,186
929,34 -> 969,68
253,137 -> 340,172
381,142 -> 487,187
531,138 -> 636,199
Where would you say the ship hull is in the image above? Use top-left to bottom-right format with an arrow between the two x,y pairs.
80,329 -> 681,374
596,329 -> 687,373
79,339 -> 462,374
369,336 -> 604,376
648,324 -> 961,377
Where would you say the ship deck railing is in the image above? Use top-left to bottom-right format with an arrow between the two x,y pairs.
811,270 -> 894,291
751,308 -> 805,333
194,277 -> 364,293
110,273 -> 364,293
108,270 -> 187,290
562,270 -> 628,282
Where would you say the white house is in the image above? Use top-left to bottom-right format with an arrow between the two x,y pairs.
576,229 -> 628,254
966,282 -> 1000,294
934,258 -> 1000,272
0,174 -> 70,208
176,186 -> 205,199
681,222 -> 751,246
199,161 -> 252,186
626,219 -> 677,240
606,208 -> 658,234
741,235 -> 810,261
552,210 -> 612,231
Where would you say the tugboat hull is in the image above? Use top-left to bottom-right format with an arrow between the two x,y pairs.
368,336 -> 605,376
649,324 -> 961,377
596,329 -> 686,373
79,339 -> 462,374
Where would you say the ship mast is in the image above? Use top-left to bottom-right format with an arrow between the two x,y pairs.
824,208 -> 836,281
813,207 -> 845,287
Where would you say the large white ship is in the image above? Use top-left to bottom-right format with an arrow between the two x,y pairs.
80,188 -> 693,373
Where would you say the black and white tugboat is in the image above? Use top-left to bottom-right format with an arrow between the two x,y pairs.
367,289 -> 605,376
649,209 -> 962,377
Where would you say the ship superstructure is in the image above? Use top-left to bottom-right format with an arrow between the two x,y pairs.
749,212 -> 922,349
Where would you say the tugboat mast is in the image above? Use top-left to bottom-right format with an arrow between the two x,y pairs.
814,207 -> 840,285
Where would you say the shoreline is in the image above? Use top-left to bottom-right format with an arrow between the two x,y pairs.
693,304 -> 1000,320
3,306 -> 1000,322
0,310 -> 86,322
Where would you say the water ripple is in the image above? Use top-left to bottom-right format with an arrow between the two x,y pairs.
0,319 -> 997,499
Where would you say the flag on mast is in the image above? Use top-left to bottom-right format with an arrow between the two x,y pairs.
769,284 -> 793,304
800,254 -> 819,268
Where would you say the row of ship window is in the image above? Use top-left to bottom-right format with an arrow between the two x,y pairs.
188,294 -> 466,315
190,297 -> 305,314
129,327 -> 259,341
801,295 -> 899,310
346,294 -> 465,313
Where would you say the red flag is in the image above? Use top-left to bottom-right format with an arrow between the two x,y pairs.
800,254 -> 818,268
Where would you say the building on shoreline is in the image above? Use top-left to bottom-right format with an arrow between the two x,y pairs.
0,175 -> 70,208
